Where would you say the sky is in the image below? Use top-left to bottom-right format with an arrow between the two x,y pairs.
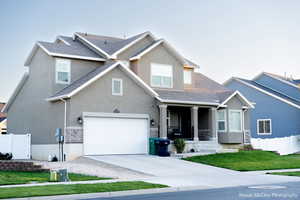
1,0 -> 300,102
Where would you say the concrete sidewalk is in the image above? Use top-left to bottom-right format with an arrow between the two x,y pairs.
242,168 -> 300,175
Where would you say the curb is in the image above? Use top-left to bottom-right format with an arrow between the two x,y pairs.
10,185 -> 213,200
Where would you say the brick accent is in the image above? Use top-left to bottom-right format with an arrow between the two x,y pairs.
65,127 -> 83,143
0,161 -> 49,172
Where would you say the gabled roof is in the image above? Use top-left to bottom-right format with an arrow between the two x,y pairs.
25,39 -> 106,66
253,72 -> 300,89
226,77 -> 300,109
74,32 -> 155,59
47,61 -> 158,101
129,39 -> 194,67
218,90 -> 254,108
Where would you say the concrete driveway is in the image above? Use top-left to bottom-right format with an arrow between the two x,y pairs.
87,155 -> 300,188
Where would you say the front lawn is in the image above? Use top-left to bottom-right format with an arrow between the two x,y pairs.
0,171 -> 111,186
268,171 -> 300,177
0,181 -> 167,199
183,150 -> 300,171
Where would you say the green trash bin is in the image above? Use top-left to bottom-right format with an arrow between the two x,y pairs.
149,138 -> 159,155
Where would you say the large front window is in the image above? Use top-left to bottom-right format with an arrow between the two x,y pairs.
151,63 -> 173,88
229,110 -> 242,132
217,110 -> 226,132
56,59 -> 71,84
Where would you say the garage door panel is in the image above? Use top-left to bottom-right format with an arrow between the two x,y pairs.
83,114 -> 148,155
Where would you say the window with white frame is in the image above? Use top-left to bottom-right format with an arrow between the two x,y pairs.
257,119 -> 272,135
229,110 -> 242,132
184,69 -> 192,84
112,78 -> 123,96
56,59 -> 71,84
217,110 -> 226,132
151,63 -> 173,88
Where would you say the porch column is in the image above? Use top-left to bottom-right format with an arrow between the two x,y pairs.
192,106 -> 199,141
210,107 -> 217,141
159,104 -> 168,139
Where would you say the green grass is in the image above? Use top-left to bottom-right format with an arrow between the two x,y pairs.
268,171 -> 300,177
0,171 -> 111,186
183,150 -> 300,171
0,181 -> 167,199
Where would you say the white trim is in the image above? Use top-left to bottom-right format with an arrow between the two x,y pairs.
150,63 -> 173,88
156,97 -> 220,106
111,32 -> 155,58
217,109 -> 227,132
228,109 -> 243,132
219,90 -> 254,109
74,33 -> 111,58
2,73 -> 29,112
129,39 -> 164,61
47,61 -> 158,101
55,58 -> 71,85
56,36 -> 71,46
129,39 -> 188,66
254,72 -> 299,89
257,119 -> 272,135
112,78 -> 123,96
24,43 -> 106,66
226,78 -> 300,110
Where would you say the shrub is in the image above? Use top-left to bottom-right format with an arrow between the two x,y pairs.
0,153 -> 13,160
240,144 -> 254,151
174,139 -> 186,153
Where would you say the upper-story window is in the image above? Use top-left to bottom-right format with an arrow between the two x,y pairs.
257,119 -> 272,135
151,63 -> 173,88
184,69 -> 192,84
112,78 -> 123,96
217,110 -> 226,132
56,59 -> 71,84
229,110 -> 242,132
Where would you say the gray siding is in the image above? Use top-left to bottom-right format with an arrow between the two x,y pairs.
7,48 -> 65,144
117,35 -> 154,60
68,67 -> 159,137
136,44 -> 184,90
218,95 -> 250,144
52,58 -> 103,94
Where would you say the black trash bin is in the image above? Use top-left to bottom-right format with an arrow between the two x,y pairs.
155,138 -> 170,157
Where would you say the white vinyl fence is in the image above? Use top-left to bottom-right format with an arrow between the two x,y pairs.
251,135 -> 300,155
0,134 -> 31,159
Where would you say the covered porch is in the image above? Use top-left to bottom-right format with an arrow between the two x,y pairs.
159,104 -> 218,142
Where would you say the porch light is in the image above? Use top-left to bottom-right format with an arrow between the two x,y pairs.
77,116 -> 83,124
150,119 -> 155,126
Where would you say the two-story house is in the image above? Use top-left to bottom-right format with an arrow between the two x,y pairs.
3,32 -> 253,160
225,72 -> 300,155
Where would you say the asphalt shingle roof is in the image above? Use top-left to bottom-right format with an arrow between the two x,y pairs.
39,39 -> 104,59
50,61 -> 117,98
237,78 -> 300,106
76,32 -> 148,55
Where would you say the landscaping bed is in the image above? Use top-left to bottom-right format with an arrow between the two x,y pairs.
183,150 -> 300,171
0,181 -> 167,199
0,171 -> 111,186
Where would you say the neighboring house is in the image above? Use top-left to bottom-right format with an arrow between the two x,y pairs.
0,103 -> 7,134
224,72 -> 300,155
4,31 -> 253,160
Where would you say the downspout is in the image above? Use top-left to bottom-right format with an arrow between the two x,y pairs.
60,98 -> 67,136
60,98 -> 67,161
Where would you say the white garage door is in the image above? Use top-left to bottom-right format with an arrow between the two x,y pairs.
83,113 -> 149,155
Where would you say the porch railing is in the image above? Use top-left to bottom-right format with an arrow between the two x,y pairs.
198,129 -> 212,141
